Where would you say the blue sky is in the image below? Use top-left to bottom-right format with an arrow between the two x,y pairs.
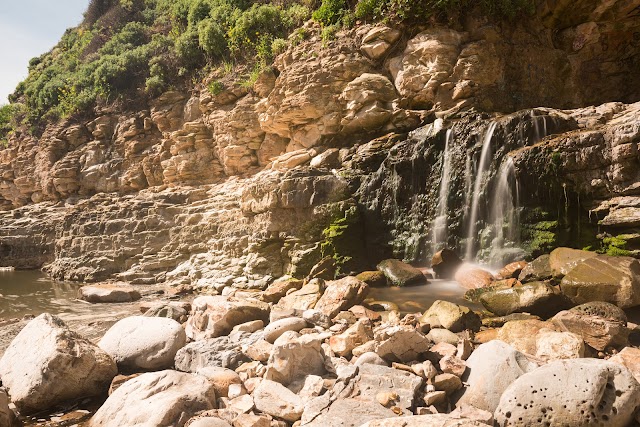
0,1 -> 89,103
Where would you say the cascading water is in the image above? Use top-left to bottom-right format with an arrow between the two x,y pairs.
464,122 -> 497,260
486,157 -> 521,264
431,129 -> 454,254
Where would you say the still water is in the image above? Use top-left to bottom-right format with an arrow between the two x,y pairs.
0,270 -> 83,319
0,270 -> 139,351
367,279 -> 478,313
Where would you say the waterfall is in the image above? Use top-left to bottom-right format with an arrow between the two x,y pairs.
464,122 -> 497,260
431,129 -> 454,254
487,157 -> 520,264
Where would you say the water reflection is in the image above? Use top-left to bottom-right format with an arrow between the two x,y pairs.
0,270 -> 139,346
0,270 -> 84,318
367,280 -> 480,314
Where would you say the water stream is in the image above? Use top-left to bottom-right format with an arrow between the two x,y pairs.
464,122 -> 497,260
431,129 -> 454,254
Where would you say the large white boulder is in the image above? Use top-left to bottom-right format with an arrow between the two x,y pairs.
89,370 -> 217,427
454,340 -> 537,413
494,359 -> 640,426
99,316 -> 186,371
0,313 -> 117,414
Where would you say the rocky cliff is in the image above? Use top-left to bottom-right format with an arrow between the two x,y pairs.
0,0 -> 639,284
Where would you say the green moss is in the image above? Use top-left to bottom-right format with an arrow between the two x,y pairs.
320,205 -> 365,276
600,235 -> 632,257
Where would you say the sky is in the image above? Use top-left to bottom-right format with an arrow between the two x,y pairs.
0,0 -> 89,104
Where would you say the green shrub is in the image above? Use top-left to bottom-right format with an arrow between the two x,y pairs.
354,0 -> 383,19
100,21 -> 149,55
145,75 -> 166,95
312,0 -> 345,26
207,80 -> 225,94
286,4 -> 311,26
229,4 -> 291,52
198,18 -> 228,58
321,24 -> 338,45
271,37 -> 288,55
175,26 -> 203,65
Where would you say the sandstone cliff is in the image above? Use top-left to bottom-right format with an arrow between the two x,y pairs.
0,0 -> 639,284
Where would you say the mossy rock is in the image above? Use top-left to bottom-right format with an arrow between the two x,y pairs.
355,270 -> 387,287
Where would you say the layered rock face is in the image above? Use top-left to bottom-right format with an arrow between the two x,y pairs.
0,0 -> 639,279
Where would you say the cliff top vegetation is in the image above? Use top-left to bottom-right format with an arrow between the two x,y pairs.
0,0 -> 534,143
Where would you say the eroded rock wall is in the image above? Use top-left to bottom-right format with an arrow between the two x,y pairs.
0,0 -> 639,281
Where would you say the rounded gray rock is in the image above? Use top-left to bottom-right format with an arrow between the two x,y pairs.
263,317 -> 308,343
91,370 -> 217,427
99,316 -> 186,371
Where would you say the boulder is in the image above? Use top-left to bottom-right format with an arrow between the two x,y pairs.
420,300 -> 481,332
454,265 -> 494,289
478,282 -> 569,317
375,325 -> 431,362
329,319 -> 374,357
534,330 -> 585,361
360,26 -> 401,60
455,340 -> 538,413
431,249 -> 463,279
355,363 -> 424,412
185,296 -> 270,340
274,279 -> 324,311
143,302 -> 190,323
265,333 -> 326,385
463,279 -> 518,303
496,260 -> 527,280
253,379 -> 303,422
518,254 -> 553,283
0,388 -> 18,427
560,255 -> 640,308
175,335 -> 252,372
551,310 -> 629,351
303,397 -> 396,427
187,418 -> 231,427
90,370 -> 217,427
496,319 -> 555,355
307,256 -> 337,281
426,328 -> 460,345
98,316 -> 186,371
610,347 -> 640,383
263,317 -> 307,343
261,277 -> 303,303
79,283 -> 141,303
377,259 -> 427,286
548,247 -> 598,278
314,276 -> 369,318
0,314 -> 117,414
355,270 -> 388,287
494,359 -> 640,427
360,414 -> 488,427
570,301 -> 627,322
195,367 -> 242,398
